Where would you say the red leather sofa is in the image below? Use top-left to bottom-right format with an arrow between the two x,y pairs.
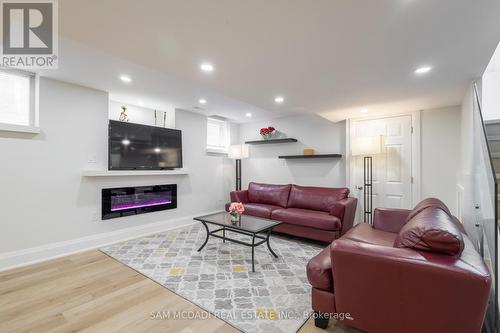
306,198 -> 491,333
226,182 -> 357,242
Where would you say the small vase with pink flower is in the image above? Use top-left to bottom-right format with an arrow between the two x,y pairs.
228,202 -> 245,223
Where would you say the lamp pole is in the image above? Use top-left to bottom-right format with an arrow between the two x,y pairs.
351,135 -> 382,225
235,159 -> 242,191
363,156 -> 373,224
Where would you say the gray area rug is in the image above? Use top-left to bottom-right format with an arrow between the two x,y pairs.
101,224 -> 324,333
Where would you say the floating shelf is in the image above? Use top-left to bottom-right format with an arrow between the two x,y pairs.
245,138 -> 298,145
82,169 -> 189,177
278,154 -> 342,159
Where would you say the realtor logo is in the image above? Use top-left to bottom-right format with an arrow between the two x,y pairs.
1,0 -> 58,69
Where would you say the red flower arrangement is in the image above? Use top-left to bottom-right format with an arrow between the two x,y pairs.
260,126 -> 276,139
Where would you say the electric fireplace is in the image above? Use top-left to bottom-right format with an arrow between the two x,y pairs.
102,184 -> 177,220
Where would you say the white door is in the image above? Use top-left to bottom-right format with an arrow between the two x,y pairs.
350,115 -> 413,217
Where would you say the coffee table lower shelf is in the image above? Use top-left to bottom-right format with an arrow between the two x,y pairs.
196,223 -> 279,272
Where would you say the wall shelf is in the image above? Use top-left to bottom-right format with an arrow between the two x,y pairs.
278,154 -> 342,159
245,138 -> 298,145
82,169 -> 189,177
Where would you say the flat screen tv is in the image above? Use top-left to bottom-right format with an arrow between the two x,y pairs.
108,120 -> 182,170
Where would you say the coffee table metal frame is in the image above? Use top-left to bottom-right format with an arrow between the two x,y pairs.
194,213 -> 281,272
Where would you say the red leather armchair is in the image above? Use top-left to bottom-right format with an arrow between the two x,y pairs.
226,182 -> 358,242
306,198 -> 491,333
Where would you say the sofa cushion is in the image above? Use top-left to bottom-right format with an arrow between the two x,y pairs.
274,223 -> 340,243
406,197 -> 452,222
343,223 -> 398,247
241,203 -> 281,219
230,190 -> 249,203
247,182 -> 291,208
394,207 -> 464,256
287,185 -> 349,212
271,208 -> 341,231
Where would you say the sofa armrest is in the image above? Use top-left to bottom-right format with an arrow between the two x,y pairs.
330,197 -> 358,235
306,245 -> 333,292
230,190 -> 249,203
330,239 -> 491,333
372,207 -> 411,233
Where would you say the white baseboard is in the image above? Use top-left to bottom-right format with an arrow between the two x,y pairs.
0,210 -> 220,272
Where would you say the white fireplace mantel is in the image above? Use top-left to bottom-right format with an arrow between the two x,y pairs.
82,169 -> 189,177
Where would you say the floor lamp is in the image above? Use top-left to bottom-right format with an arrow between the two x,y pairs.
228,144 -> 249,191
352,136 -> 383,224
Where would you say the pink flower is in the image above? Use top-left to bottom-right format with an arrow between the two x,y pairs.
229,202 -> 245,214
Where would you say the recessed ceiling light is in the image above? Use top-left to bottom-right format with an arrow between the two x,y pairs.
199,98 -> 207,104
415,66 -> 432,75
154,148 -> 161,153
121,139 -> 130,145
200,63 -> 214,73
120,75 -> 132,83
274,96 -> 284,104
360,108 -> 369,113
245,112 -> 252,117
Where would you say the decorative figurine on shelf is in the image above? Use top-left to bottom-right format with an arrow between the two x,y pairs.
154,109 -> 168,128
229,202 -> 245,224
260,126 -> 276,140
119,106 -> 129,122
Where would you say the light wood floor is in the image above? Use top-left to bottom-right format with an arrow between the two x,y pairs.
0,250 -> 361,333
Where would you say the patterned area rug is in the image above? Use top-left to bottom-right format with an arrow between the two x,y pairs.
101,223 -> 324,333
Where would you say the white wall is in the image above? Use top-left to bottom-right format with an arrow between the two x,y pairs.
236,108 -> 461,209
458,83 -> 499,311
237,114 -> 346,188
482,42 -> 500,121
0,78 -> 227,269
421,106 -> 461,213
0,77 -> 471,270
458,86 -> 474,224
482,71 -> 500,121
458,84 -> 479,237
109,100 -> 175,128
0,78 -> 108,254
458,83 -> 495,246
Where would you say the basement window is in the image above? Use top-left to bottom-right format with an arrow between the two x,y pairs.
0,69 -> 39,133
206,116 -> 230,154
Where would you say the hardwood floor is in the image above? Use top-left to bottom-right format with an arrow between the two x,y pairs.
0,251 -> 360,333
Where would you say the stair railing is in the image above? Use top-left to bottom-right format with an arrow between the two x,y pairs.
473,81 -> 498,333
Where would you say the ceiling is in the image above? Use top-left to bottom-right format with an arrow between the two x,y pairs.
41,0 -> 500,122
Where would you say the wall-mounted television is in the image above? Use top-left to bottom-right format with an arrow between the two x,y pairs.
108,120 -> 182,170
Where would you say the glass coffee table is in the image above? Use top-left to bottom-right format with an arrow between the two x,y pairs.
194,211 -> 282,272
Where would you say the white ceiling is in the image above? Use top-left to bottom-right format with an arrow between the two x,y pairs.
41,0 -> 500,122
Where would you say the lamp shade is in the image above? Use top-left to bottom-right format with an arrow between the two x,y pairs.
228,144 -> 249,159
351,136 -> 383,156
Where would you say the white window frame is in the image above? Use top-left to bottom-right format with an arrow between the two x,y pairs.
0,69 -> 40,134
206,116 -> 230,154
